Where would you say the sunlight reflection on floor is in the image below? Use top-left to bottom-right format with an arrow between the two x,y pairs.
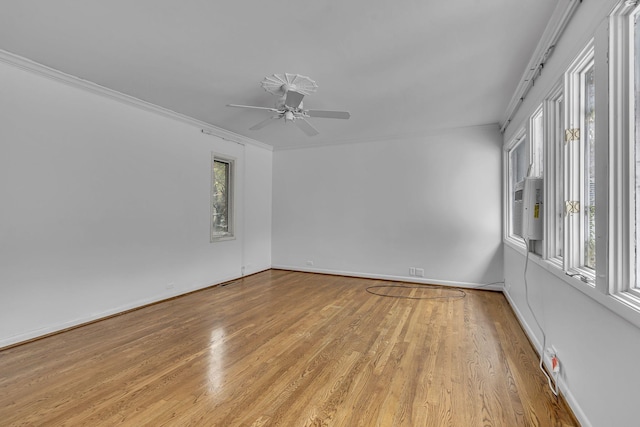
208,327 -> 226,392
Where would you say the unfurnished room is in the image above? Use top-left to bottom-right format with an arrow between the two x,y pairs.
1,1 -> 639,426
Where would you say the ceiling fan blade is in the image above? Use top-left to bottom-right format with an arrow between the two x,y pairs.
306,109 -> 351,119
249,115 -> 280,130
295,118 -> 319,137
227,104 -> 279,112
285,90 -> 305,109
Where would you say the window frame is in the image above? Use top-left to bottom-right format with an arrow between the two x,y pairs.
210,153 -> 235,242
564,40 -> 597,283
631,4 -> 640,300
543,82 -> 565,265
504,130 -> 528,246
529,105 -> 546,256
609,1 -> 640,305
530,105 -> 545,179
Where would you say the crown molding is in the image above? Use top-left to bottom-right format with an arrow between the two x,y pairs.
0,49 -> 273,152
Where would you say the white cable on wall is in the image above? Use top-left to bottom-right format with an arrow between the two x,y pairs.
501,0 -> 582,133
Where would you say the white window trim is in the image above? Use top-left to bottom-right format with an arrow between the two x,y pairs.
564,39 -> 596,282
211,153 -> 236,242
543,82 -> 565,265
608,1 -> 639,301
504,129 -> 528,248
530,104 -> 544,179
528,105 -> 546,257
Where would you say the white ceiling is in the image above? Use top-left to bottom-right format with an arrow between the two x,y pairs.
0,0 -> 558,150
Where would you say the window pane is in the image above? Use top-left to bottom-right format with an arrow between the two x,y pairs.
556,97 -> 564,258
512,140 -> 527,185
584,66 -> 596,269
531,109 -> 544,177
635,13 -> 640,288
510,139 -> 527,235
213,160 -> 230,235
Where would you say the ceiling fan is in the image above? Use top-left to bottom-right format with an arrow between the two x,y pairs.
227,73 -> 350,137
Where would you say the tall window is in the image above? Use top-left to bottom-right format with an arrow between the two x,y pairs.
556,97 -> 565,259
211,155 -> 234,241
544,86 -> 565,261
583,66 -> 596,269
565,41 -> 596,279
600,0 -> 640,304
508,134 -> 527,238
530,106 -> 545,255
531,106 -> 544,178
511,137 -> 527,185
634,7 -> 640,293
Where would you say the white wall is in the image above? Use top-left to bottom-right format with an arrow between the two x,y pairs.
502,1 -> 640,426
272,125 -> 503,287
505,248 -> 640,427
0,57 -> 272,347
243,143 -> 273,275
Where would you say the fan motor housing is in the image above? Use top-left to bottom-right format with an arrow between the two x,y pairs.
275,95 -> 302,110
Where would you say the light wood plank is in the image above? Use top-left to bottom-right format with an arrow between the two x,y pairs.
0,270 -> 578,426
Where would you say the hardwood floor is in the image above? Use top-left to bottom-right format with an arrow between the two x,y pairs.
0,270 -> 578,426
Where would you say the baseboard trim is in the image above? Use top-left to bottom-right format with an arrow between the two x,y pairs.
1,265 -> 502,347
0,268 -> 270,351
271,264 -> 504,291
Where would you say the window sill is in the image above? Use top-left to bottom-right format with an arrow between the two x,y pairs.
504,242 -> 640,330
611,291 -> 640,315
504,235 -> 527,253
211,235 -> 236,243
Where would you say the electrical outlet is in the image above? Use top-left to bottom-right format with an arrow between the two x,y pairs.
544,346 -> 560,373
415,268 -> 425,277
306,260 -> 314,266
409,267 -> 416,276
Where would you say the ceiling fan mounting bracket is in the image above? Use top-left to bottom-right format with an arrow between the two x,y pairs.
260,73 -> 318,96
